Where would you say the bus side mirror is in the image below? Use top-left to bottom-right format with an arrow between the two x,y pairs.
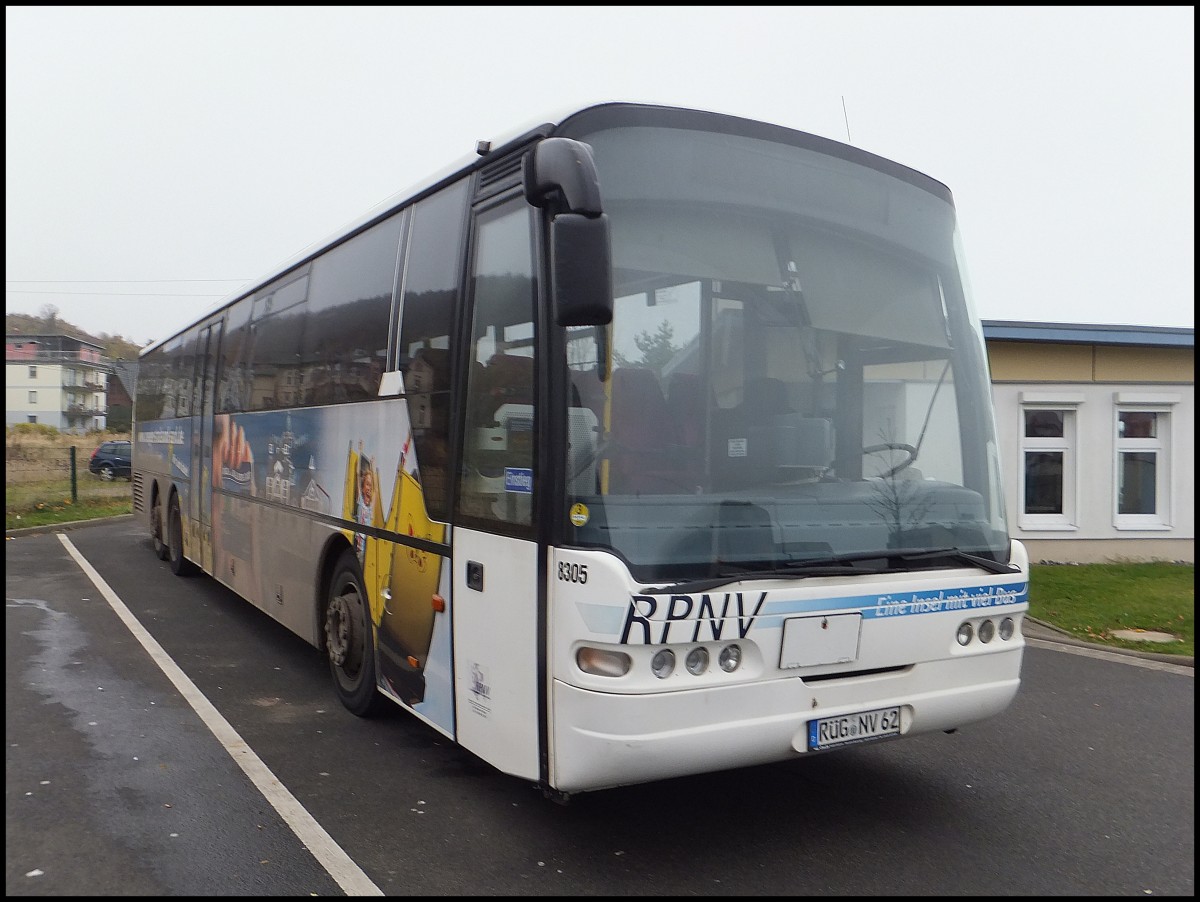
526,138 -> 613,327
550,213 -> 612,326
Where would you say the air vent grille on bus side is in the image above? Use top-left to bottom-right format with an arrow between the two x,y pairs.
475,155 -> 524,200
131,472 -> 145,512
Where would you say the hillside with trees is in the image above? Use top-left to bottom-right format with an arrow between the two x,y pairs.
5,304 -> 143,360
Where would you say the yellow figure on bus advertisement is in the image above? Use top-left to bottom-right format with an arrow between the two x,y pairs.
343,441 -> 387,620
345,433 -> 446,705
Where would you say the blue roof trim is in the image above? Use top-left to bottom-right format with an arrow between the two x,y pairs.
982,320 -> 1194,348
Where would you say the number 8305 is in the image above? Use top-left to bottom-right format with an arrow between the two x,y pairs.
557,561 -> 588,584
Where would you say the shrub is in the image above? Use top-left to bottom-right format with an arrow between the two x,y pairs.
7,423 -> 61,439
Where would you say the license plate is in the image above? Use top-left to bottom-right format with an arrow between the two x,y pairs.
808,706 -> 901,751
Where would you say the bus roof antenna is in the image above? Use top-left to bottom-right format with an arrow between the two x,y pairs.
475,140 -> 492,156
841,96 -> 852,145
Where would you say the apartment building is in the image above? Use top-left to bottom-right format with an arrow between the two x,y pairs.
5,333 -> 111,432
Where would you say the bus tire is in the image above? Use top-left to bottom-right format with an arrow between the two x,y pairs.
325,549 -> 383,717
167,493 -> 195,576
151,491 -> 169,561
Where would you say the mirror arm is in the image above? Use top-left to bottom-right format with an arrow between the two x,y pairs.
524,138 -> 604,217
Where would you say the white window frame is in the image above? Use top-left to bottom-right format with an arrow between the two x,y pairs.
1112,392 -> 1178,531
1017,392 -> 1082,531
28,390 -> 37,404
29,365 -> 37,378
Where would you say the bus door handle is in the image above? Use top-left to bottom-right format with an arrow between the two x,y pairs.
466,560 -> 484,592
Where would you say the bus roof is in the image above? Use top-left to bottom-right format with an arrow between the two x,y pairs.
141,100 -> 940,356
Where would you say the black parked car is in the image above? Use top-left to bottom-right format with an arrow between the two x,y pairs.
88,440 -> 132,481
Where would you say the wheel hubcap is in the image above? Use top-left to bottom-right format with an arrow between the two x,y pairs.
325,592 -> 357,667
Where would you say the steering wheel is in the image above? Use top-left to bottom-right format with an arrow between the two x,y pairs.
862,442 -> 917,479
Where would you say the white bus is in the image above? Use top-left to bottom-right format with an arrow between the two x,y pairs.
134,101 -> 1029,800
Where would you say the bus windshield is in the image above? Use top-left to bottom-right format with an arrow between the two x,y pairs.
561,123 -> 1009,583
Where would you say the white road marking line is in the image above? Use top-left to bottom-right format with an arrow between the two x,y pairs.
58,533 -> 383,896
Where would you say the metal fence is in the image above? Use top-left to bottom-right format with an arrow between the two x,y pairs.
5,442 -> 132,513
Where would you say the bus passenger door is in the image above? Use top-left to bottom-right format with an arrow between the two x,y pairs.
188,320 -> 222,574
451,196 -> 542,782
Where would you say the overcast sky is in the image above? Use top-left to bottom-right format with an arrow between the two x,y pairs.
5,5 -> 1194,347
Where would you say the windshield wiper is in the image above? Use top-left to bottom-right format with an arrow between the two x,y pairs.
642,564 -> 877,596
640,547 -> 1018,595
882,547 -> 1021,575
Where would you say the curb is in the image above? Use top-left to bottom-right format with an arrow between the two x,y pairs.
1025,616 -> 1194,668
5,513 -> 134,538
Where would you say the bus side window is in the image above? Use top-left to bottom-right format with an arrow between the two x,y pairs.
396,180 -> 469,522
301,212 -> 402,405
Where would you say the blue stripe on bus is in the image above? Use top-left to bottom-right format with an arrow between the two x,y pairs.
755,581 -> 1028,629
574,581 -> 1028,637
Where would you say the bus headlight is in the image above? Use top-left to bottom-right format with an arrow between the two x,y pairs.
685,647 -> 709,675
999,617 -> 1016,641
576,647 -> 632,677
978,619 -> 996,643
650,649 -> 676,679
718,644 -> 742,672
956,622 -> 974,646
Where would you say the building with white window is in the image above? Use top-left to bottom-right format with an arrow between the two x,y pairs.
984,321 -> 1194,564
5,333 -> 111,433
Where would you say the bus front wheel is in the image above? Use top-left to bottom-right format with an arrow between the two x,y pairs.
167,494 -> 195,576
324,550 -> 382,717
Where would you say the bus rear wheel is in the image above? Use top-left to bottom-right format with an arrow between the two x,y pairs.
324,550 -> 382,717
151,492 -> 169,561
